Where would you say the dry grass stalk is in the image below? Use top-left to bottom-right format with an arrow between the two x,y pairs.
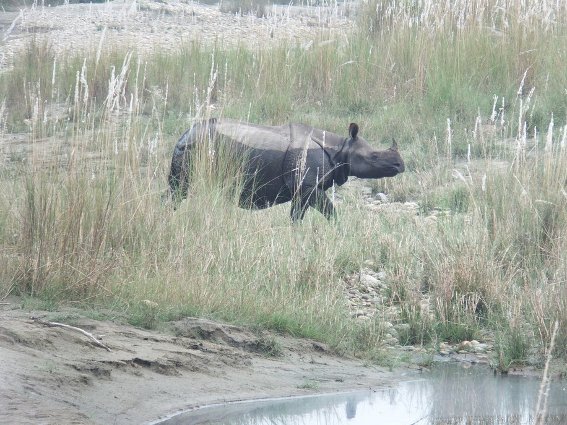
534,320 -> 559,425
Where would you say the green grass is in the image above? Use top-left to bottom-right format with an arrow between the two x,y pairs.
1,0 -> 566,364
297,380 -> 319,390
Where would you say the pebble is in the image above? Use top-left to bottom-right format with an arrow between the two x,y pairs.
376,271 -> 387,280
383,336 -> 398,346
339,187 -> 499,356
359,274 -> 380,287
394,323 -> 410,335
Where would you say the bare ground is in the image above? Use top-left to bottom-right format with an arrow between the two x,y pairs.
0,0 -> 353,72
0,299 -> 398,424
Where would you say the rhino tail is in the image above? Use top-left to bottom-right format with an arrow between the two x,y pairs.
168,126 -> 196,202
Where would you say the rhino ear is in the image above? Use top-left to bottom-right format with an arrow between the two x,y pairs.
349,123 -> 359,139
390,138 -> 398,151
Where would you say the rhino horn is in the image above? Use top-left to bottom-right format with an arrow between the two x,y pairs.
349,123 -> 359,139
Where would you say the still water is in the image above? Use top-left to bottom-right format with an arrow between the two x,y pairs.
160,364 -> 567,425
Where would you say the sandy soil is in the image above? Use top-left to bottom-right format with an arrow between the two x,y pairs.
0,299 -> 399,424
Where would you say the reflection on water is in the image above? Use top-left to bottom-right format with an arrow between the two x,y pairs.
160,364 -> 567,425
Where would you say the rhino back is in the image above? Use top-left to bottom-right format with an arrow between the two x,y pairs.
214,119 -> 294,209
214,119 -> 290,152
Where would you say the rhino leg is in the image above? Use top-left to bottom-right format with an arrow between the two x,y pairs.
314,191 -> 336,220
168,139 -> 191,203
290,197 -> 306,222
290,186 -> 336,221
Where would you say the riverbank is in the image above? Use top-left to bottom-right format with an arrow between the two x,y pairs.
1,298 -> 401,424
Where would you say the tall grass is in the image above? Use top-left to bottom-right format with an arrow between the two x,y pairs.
1,0 -> 566,361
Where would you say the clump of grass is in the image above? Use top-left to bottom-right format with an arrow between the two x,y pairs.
297,380 -> 319,390
219,0 -> 270,17
396,304 -> 433,346
347,319 -> 386,354
494,324 -> 530,373
23,174 -> 116,294
250,336 -> 283,357
129,300 -> 161,330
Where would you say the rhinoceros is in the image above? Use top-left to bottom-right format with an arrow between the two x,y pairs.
168,118 -> 404,221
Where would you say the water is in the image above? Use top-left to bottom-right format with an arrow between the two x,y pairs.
159,364 -> 567,425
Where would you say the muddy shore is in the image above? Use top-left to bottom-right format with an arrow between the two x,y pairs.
0,300 -> 402,424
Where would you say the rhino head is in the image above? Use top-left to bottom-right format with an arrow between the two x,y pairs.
341,123 -> 405,179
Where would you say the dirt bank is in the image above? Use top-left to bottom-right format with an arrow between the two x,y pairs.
0,299 -> 402,424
